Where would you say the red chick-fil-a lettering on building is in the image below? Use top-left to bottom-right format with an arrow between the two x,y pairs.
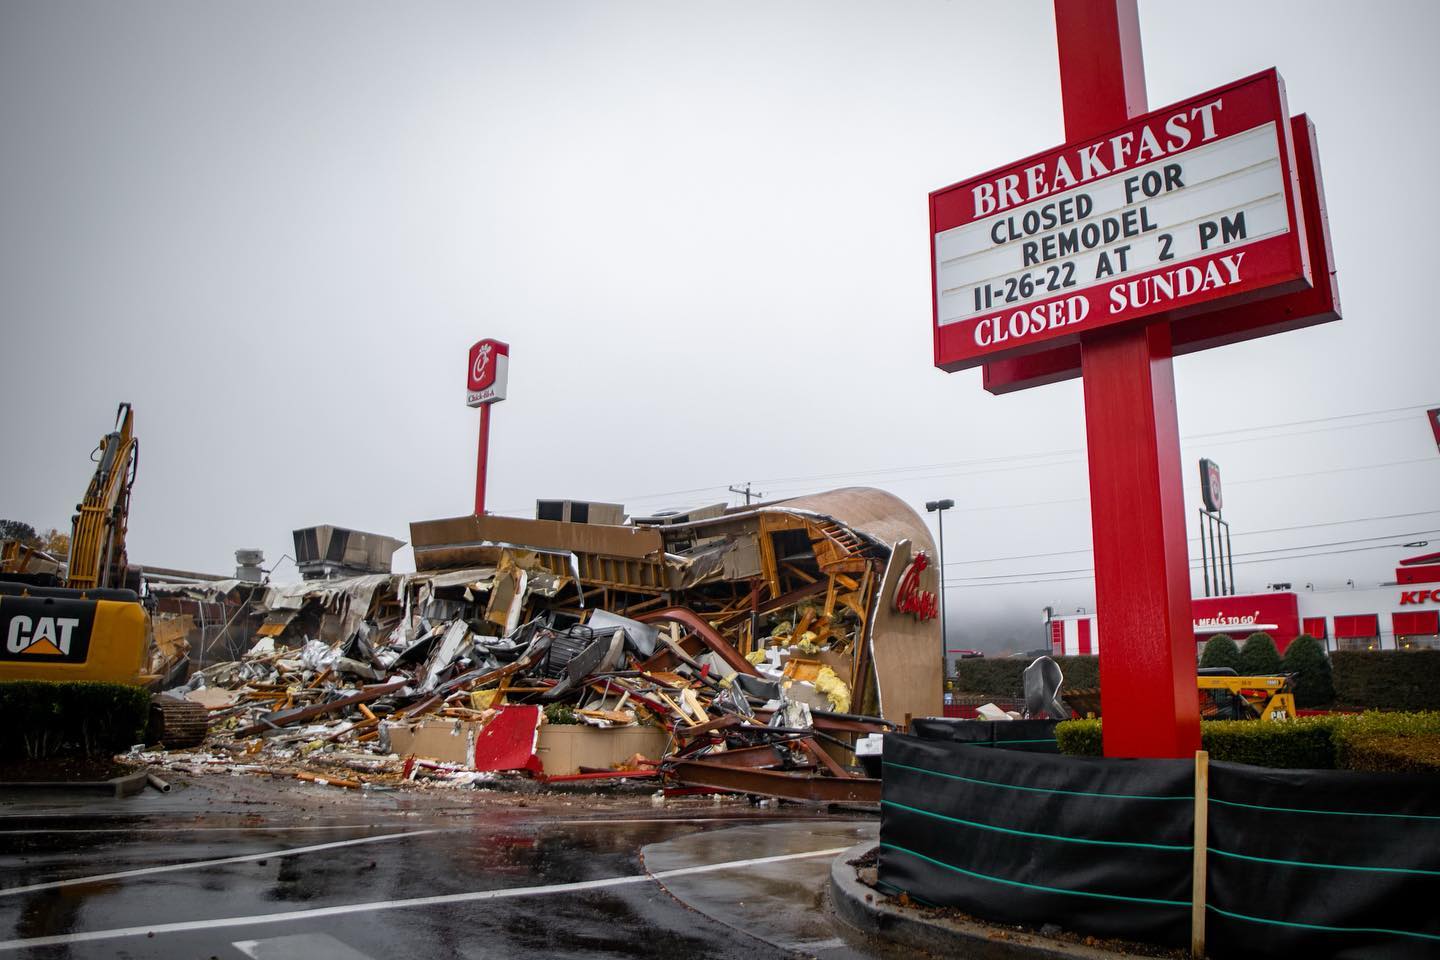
894,552 -> 939,621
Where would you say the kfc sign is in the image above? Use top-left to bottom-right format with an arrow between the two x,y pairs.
1400,589 -> 1440,606
466,339 -> 509,407
932,70 -> 1309,371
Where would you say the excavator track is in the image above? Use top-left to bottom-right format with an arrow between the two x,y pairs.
147,695 -> 208,748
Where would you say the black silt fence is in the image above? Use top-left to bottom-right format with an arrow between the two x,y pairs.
880,732 -> 1440,958
881,735 -> 1195,947
909,716 -> 1061,753
1205,761 -> 1440,959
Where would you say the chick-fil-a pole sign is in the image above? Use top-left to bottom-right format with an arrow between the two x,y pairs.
467,339 -> 509,407
932,69 -> 1310,371
467,338 -> 509,517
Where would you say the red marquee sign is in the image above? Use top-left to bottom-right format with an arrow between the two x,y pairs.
932,70 -> 1310,372
981,114 -> 1339,394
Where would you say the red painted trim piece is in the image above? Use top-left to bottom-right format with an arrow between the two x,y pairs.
1077,617 -> 1093,655
1398,564 -> 1440,586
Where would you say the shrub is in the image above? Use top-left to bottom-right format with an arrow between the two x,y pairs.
1237,632 -> 1282,676
1199,634 -> 1240,670
1056,715 -> 1342,767
1057,711 -> 1440,772
1055,718 -> 1103,756
1280,635 -> 1335,707
952,656 -> 1099,699
1337,735 -> 1440,774
1332,650 -> 1440,710
1200,715 -> 1340,768
0,681 -> 150,762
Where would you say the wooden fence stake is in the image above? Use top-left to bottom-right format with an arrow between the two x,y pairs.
1191,749 -> 1209,958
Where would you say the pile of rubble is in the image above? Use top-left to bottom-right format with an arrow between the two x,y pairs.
150,488 -> 945,802
164,602 -> 888,801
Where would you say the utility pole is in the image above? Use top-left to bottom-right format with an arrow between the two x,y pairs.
728,482 -> 764,506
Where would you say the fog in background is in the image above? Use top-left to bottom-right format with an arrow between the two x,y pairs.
3,0 -> 1436,654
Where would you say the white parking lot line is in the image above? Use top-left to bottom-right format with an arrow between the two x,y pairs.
0,829 -> 441,897
0,846 -> 847,951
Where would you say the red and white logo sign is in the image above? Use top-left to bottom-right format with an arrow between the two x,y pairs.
1428,408 -> 1440,454
894,551 -> 939,622
931,69 -> 1310,371
466,339 -> 509,408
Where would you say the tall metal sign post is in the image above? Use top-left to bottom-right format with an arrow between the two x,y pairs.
467,339 -> 509,516
930,0 -> 1339,757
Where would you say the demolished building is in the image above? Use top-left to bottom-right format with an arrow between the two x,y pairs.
164,487 -> 942,801
409,486 -> 942,722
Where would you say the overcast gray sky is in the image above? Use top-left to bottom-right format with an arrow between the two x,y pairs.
3,0 -> 1436,651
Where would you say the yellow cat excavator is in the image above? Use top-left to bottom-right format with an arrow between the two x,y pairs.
0,404 -> 207,746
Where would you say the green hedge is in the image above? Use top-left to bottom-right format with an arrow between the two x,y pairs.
959,650 -> 1440,711
952,656 -> 1100,698
1332,650 -> 1440,710
1338,734 -> 1440,774
0,681 -> 150,761
1280,635 -> 1334,707
1057,711 -> 1440,771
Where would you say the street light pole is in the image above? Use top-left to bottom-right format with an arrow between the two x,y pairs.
925,498 -> 954,677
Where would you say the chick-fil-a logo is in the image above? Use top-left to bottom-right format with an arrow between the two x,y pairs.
894,551 -> 939,621
471,342 -> 493,385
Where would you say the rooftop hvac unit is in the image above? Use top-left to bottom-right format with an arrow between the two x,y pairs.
292,526 -> 405,580
630,503 -> 727,527
534,500 -> 625,526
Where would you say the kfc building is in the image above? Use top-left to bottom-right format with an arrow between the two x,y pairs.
1048,550 -> 1440,656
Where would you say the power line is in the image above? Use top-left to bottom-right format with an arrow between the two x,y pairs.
489,402 -> 1435,515
941,529 -> 1440,585
942,509 -> 1440,568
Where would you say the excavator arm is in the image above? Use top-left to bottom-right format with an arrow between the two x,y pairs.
66,403 -> 138,590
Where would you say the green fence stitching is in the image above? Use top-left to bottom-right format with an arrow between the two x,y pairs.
883,760 -> 1191,801
1209,846 -> 1440,877
1210,795 -> 1440,822
880,842 -> 1188,908
1206,904 -> 1440,943
883,799 -> 1190,852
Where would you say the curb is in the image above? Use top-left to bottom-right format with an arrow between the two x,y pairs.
828,842 -> 1132,960
0,768 -> 149,798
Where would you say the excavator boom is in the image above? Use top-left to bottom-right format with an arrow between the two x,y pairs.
66,403 -> 138,590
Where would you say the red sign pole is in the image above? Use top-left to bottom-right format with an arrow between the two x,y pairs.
1057,0 -> 1200,757
474,402 -> 492,516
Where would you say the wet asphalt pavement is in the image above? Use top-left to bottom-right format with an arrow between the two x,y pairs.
0,776 -> 884,959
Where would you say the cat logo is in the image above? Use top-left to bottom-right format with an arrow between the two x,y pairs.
7,615 -> 82,656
